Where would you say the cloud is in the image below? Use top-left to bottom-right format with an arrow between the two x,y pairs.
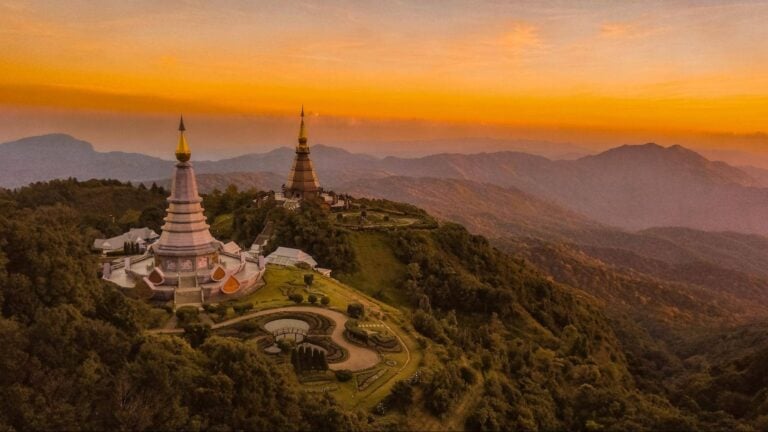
598,21 -> 663,40
0,83 -> 235,114
600,23 -> 631,38
497,23 -> 544,53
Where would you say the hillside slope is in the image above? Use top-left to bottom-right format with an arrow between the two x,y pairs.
340,175 -> 602,240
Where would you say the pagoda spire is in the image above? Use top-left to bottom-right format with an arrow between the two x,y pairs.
175,115 -> 191,162
297,105 -> 308,149
285,105 -> 320,199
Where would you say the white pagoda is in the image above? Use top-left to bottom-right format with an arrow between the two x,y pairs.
103,117 -> 265,308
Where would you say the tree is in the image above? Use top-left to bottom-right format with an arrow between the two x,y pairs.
138,206 -> 165,233
304,273 -> 314,287
321,296 -> 330,306
289,293 -> 304,304
311,348 -> 320,370
308,294 -> 318,304
386,380 -> 414,412
267,200 -> 357,273
407,262 -> 422,281
184,323 -> 211,348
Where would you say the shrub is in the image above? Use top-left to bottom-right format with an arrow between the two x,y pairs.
175,306 -> 199,325
335,369 -> 353,382
289,293 -> 304,304
308,294 -> 318,304
304,273 -> 314,287
239,321 -> 259,333
347,302 -> 365,318
277,339 -> 295,353
321,296 -> 330,306
233,302 -> 254,314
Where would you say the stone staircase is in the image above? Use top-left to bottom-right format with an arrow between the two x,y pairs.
174,273 -> 203,310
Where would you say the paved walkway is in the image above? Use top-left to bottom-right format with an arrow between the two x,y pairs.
150,306 -> 381,371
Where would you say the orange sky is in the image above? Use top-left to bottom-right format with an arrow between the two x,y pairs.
2,0 -> 768,159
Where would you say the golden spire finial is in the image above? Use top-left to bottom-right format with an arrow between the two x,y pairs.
175,115 -> 191,162
298,105 -> 308,146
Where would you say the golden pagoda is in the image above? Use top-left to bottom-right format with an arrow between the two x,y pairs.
284,106 -> 321,200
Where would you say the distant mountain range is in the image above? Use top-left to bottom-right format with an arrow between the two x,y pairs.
6,133 -> 768,236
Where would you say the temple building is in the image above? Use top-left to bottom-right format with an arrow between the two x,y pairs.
103,117 -> 265,308
283,107 -> 321,200
92,227 -> 159,254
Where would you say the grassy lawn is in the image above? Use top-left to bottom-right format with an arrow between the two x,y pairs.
336,232 -> 410,308
228,265 -> 402,313
216,266 -> 296,311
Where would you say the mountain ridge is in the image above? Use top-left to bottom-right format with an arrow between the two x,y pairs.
6,133 -> 768,235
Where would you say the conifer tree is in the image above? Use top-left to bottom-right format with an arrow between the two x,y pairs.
300,346 -> 308,372
310,348 -> 320,370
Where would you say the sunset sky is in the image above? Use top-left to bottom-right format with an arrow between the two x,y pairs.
2,0 -> 768,159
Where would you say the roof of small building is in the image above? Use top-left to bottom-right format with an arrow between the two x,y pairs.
222,241 -> 242,254
127,227 -> 160,240
93,227 -> 159,251
265,247 -> 318,268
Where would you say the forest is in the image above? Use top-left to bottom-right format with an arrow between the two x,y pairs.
0,180 -> 363,430
0,179 -> 766,431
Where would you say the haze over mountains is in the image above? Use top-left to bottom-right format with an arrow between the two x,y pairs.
6,133 -> 768,236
